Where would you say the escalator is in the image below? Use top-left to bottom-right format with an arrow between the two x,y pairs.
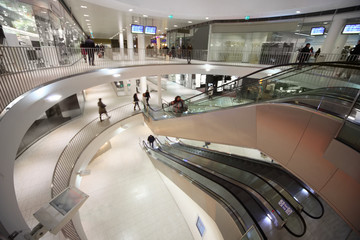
166,138 -> 324,219
143,62 -> 360,235
144,140 -> 310,239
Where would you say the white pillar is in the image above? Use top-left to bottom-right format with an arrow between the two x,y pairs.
138,34 -> 146,62
140,76 -> 147,94
127,31 -> 134,61
322,17 -> 346,54
119,32 -> 124,60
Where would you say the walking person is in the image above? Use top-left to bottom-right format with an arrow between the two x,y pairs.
147,135 -> 155,148
97,98 -> 110,122
208,85 -> 214,99
144,90 -> 150,106
187,44 -> 193,64
84,36 -> 95,66
133,93 -> 140,111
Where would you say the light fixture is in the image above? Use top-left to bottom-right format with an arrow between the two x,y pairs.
80,5 -> 87,8
205,17 -> 209,20
46,94 -> 62,102
113,74 -> 121,78
87,23 -> 91,25
85,19 -> 90,21
174,25 -> 178,27
41,11 -> 47,14
134,20 -> 138,23
323,22 -> 328,24
129,9 -> 133,12
84,14 -> 89,17
165,27 -> 168,30
122,28 -> 125,31
143,15 -> 148,17
296,10 -> 300,13
188,21 -> 192,23
158,29 -> 161,31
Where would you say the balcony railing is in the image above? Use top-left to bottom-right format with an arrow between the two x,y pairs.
1,45 -> 359,114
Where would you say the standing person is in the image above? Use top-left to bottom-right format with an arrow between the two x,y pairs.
97,98 -> 110,122
80,40 -> 87,63
84,36 -> 95,66
144,90 -> 150,106
208,85 -> 214,99
314,48 -> 321,59
170,96 -> 188,115
346,40 -> 360,62
187,44 -> 193,64
297,43 -> 311,64
133,93 -> 140,111
100,44 -> 105,58
147,135 -> 155,148
171,45 -> 176,58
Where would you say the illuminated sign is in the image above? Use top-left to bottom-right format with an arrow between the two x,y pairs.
342,24 -> 360,34
196,216 -> 205,237
145,26 -> 157,35
131,24 -> 144,34
310,27 -> 325,36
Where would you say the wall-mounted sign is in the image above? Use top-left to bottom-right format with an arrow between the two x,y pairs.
342,24 -> 360,34
131,24 -> 144,34
310,27 -> 325,36
145,26 -> 157,35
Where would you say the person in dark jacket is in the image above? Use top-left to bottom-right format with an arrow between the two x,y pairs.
84,36 -> 95,66
97,98 -> 110,121
147,135 -> 155,148
346,40 -> 360,62
298,43 -> 311,64
144,90 -> 150,106
133,93 -> 140,110
187,44 -> 193,64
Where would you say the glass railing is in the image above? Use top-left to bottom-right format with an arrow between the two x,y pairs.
144,62 -> 360,121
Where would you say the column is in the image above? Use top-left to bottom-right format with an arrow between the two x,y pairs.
119,32 -> 125,60
157,75 -> 162,106
140,76 -> 147,94
138,34 -> 146,62
321,17 -> 346,55
127,31 -> 134,61
242,33 -> 253,63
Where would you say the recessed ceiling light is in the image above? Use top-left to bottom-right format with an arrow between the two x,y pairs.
129,9 -> 133,12
188,21 -> 192,24
134,20 -> 138,23
143,15 -> 148,17
80,5 -> 87,8
205,17 -> 209,20
296,11 -> 300,13
84,14 -> 89,17
85,19 -> 90,21
165,27 -> 168,30
174,25 -> 178,27
323,22 -> 328,24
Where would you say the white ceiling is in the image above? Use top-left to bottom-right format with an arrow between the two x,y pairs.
64,0 -> 360,39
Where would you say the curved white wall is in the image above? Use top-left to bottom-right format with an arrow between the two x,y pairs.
0,64 -> 263,238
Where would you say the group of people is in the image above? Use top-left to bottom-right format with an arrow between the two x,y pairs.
133,90 -> 150,111
80,36 -> 106,66
170,44 -> 193,63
